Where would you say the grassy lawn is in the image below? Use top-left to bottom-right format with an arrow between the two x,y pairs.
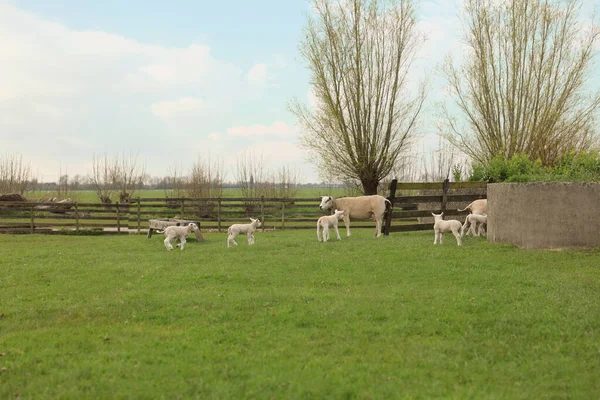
1,230 -> 599,399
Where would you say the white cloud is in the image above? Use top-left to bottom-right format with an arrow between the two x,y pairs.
227,121 -> 294,137
247,64 -> 268,85
151,97 -> 204,119
0,3 -> 244,101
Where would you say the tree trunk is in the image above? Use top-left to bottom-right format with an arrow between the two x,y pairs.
361,179 -> 379,195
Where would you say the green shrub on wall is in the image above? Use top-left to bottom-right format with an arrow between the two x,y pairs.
469,151 -> 600,182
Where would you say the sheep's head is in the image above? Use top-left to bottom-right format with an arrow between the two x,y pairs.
319,196 -> 333,210
431,212 -> 444,222
334,209 -> 344,219
250,218 -> 262,227
188,223 -> 199,231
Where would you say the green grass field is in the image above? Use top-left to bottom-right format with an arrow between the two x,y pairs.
1,230 -> 599,399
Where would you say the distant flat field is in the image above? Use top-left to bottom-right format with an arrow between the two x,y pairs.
28,187 -> 351,203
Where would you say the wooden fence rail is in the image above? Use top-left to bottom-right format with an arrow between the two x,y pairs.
383,179 -> 487,235
0,181 -> 487,235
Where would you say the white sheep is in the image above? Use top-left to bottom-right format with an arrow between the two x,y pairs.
227,218 -> 262,248
318,195 -> 391,237
432,212 -> 462,246
461,214 -> 487,237
158,222 -> 199,251
317,209 -> 345,242
458,199 -> 488,215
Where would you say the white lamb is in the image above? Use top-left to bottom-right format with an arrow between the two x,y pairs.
461,214 -> 487,237
227,218 -> 262,248
158,222 -> 199,251
432,212 -> 462,246
317,209 -> 344,242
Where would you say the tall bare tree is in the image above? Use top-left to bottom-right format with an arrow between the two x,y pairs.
235,152 -> 269,198
187,157 -> 224,198
441,0 -> 600,166
289,0 -> 427,195
91,152 -> 145,203
110,153 -> 146,203
0,154 -> 32,195
164,164 -> 186,199
91,153 -> 115,204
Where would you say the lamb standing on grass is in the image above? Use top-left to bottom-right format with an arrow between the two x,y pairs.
317,209 -> 344,242
158,223 -> 199,251
227,218 -> 262,248
461,214 -> 487,237
432,212 -> 462,246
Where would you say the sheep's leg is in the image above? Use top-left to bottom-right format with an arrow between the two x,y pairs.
334,224 -> 341,240
343,215 -> 351,237
375,218 -> 382,237
317,223 -> 322,242
164,237 -> 174,251
461,221 -> 468,237
453,229 -> 462,246
469,223 -> 477,237
323,225 -> 330,242
434,230 -> 438,245
248,233 -> 254,245
440,232 -> 444,244
179,237 -> 187,250
227,233 -> 238,247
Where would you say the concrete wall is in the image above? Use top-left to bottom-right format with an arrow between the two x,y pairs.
487,182 -> 600,249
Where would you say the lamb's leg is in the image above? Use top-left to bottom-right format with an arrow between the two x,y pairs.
440,232 -> 444,244
375,218 -> 382,237
317,223 -> 322,242
334,223 -> 341,240
164,237 -> 174,251
453,228 -> 462,246
227,233 -> 238,247
179,237 -> 187,250
343,215 -> 351,237
434,230 -> 439,245
469,223 -> 477,237
479,224 -> 486,236
248,233 -> 254,245
323,225 -> 330,242
460,219 -> 469,237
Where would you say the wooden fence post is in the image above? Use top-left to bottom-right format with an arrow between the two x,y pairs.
75,202 -> 80,231
384,179 -> 397,236
217,200 -> 221,232
180,200 -> 185,219
30,206 -> 34,234
261,196 -> 265,232
116,204 -> 120,233
281,200 -> 285,230
137,198 -> 141,234
441,178 -> 450,213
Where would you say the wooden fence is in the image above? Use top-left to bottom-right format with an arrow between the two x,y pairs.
0,181 -> 486,235
383,179 -> 487,235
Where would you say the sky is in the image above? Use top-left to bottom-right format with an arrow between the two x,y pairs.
0,0 -> 598,184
